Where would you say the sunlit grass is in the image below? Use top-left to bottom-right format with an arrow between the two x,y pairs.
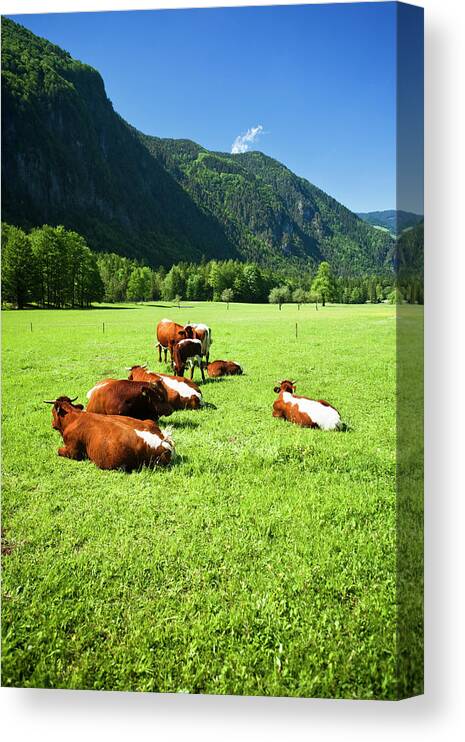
2,301 -> 401,697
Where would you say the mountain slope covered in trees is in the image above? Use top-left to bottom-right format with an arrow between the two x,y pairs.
1,18 -> 238,265
2,18 -> 394,274
357,210 -> 423,235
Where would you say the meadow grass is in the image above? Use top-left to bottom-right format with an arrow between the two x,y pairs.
2,301 -> 400,698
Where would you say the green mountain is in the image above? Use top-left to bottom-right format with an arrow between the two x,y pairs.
357,210 -> 423,236
1,18 -> 237,265
2,18 -> 394,274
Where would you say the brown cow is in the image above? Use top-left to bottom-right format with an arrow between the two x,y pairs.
172,338 -> 205,382
272,380 -> 342,430
156,319 -> 193,364
45,396 -> 175,470
184,323 -> 212,364
126,365 -> 203,410
86,379 -> 173,419
206,360 -> 243,377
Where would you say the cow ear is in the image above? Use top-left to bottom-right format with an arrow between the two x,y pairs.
273,386 -> 281,393
75,404 -> 84,410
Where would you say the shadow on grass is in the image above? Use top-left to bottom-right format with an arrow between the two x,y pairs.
199,402 -> 217,410
91,306 -> 137,311
144,304 -> 196,309
165,418 -> 200,430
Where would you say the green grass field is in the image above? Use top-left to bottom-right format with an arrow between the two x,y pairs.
2,301 -> 402,698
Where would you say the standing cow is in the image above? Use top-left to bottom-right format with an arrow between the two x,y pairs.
156,319 -> 193,364
86,378 -> 173,420
172,338 -> 205,382
44,396 -> 175,470
126,365 -> 204,410
272,380 -> 342,430
184,323 -> 212,364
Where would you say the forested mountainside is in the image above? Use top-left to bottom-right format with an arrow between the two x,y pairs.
1,18 -> 238,265
357,210 -> 424,235
2,18 -> 394,274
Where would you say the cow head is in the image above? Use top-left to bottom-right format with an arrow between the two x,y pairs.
126,363 -> 147,380
141,382 -> 172,419
182,325 -> 195,339
230,363 -> 243,375
273,380 -> 296,394
44,396 -> 84,431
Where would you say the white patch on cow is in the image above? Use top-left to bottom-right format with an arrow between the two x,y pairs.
161,428 -> 176,457
86,381 -> 110,399
282,392 -> 341,430
191,322 -> 209,332
158,374 -> 201,400
186,355 -> 202,368
135,429 -> 163,450
159,318 -> 173,324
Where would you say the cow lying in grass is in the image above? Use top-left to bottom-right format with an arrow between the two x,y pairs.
86,378 -> 173,420
172,338 -> 205,382
126,364 -> 203,410
272,380 -> 343,430
44,396 -> 175,470
206,360 -> 243,377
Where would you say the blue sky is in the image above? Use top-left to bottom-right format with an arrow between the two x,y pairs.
9,3 -> 423,213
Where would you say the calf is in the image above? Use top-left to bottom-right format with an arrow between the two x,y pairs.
206,360 -> 243,377
126,365 -> 203,410
44,396 -> 175,470
272,380 -> 342,430
156,319 -> 193,364
86,378 -> 173,420
172,338 -> 205,382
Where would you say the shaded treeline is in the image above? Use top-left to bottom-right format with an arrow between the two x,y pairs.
2,222 -> 422,309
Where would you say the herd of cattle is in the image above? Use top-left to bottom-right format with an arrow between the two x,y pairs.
45,318 -> 343,471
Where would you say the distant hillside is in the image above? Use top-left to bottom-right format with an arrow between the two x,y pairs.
2,18 -> 394,274
357,210 -> 423,236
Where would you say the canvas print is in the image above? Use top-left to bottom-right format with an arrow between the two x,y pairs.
1,2 -> 424,699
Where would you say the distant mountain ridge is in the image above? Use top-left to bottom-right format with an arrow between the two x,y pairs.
2,18 -> 394,274
357,210 -> 423,235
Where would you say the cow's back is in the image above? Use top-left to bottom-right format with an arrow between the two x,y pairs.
156,318 -> 183,348
73,413 -> 173,470
86,379 -> 169,419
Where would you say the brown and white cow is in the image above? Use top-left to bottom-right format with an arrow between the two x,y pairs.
86,378 -> 173,420
184,323 -> 212,364
172,338 -> 205,382
206,360 -> 243,377
156,319 -> 193,364
126,365 -> 203,410
45,396 -> 175,470
272,380 -> 342,430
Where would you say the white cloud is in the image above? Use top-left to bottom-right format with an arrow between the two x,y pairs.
231,125 -> 264,154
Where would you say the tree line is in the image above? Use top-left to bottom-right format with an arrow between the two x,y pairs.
1,222 -> 422,309
2,223 -> 104,308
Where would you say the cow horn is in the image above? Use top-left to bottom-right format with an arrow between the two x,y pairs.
43,400 -> 55,404
124,366 -> 133,371
70,396 -> 78,402
141,363 -> 148,369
